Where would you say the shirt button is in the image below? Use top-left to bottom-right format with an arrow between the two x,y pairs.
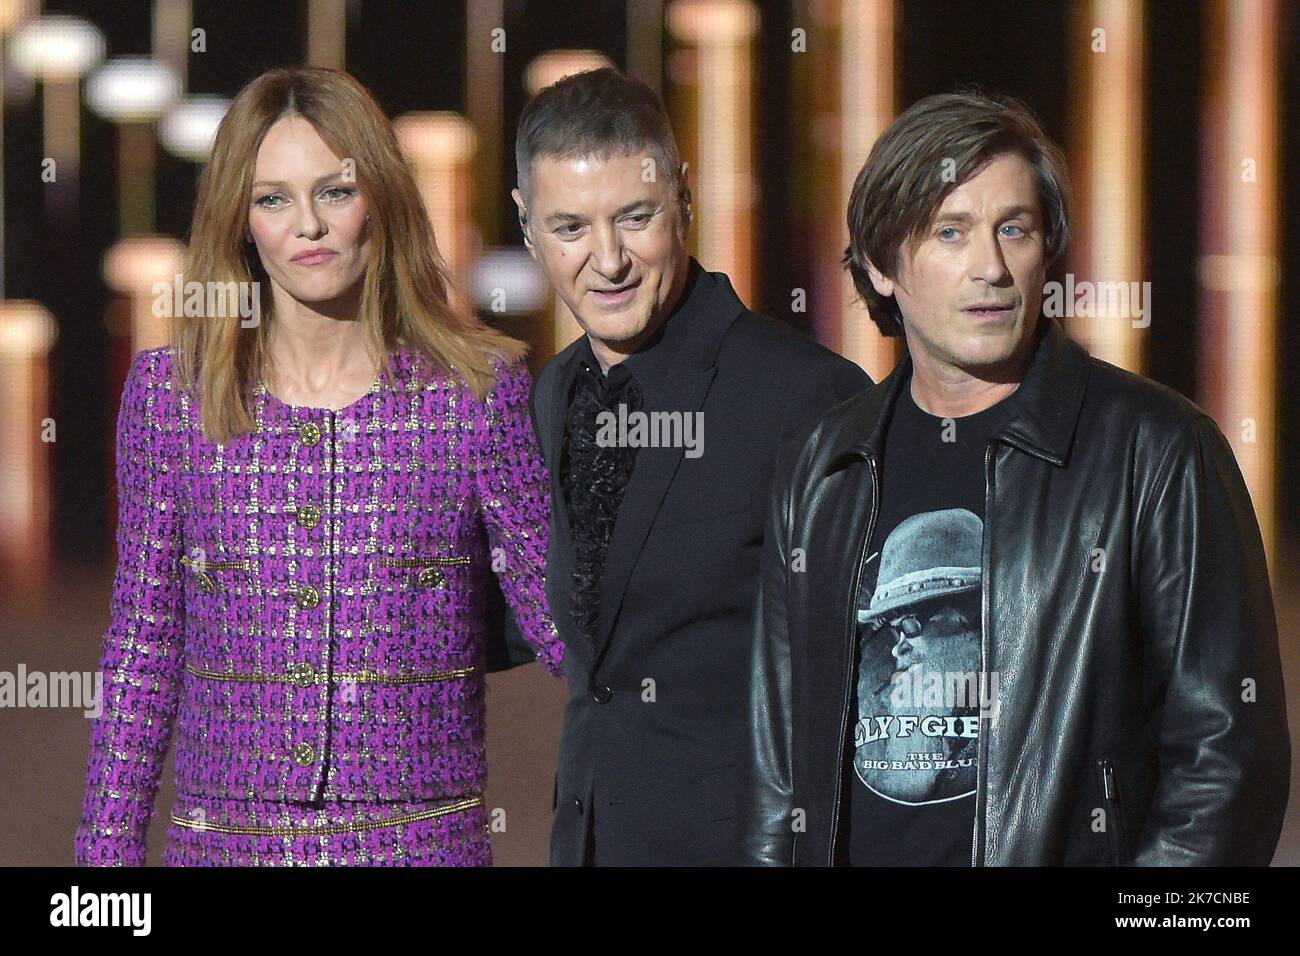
573,797 -> 584,813
295,504 -> 322,529
417,566 -> 446,589
592,685 -> 613,704
298,422 -> 321,446
296,585 -> 320,609
291,743 -> 315,766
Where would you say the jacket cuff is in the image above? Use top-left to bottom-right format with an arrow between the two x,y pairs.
74,822 -> 148,866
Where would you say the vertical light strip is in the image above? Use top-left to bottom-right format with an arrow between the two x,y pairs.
523,50 -> 617,354
101,237 -> 186,355
307,0 -> 346,69
0,301 -> 56,598
667,0 -> 759,304
119,123 -> 157,235
1068,0 -> 1144,370
1199,0 -> 1279,562
152,0 -> 191,88
0,40 -> 5,300
44,79 -> 80,213
833,0 -> 896,379
466,0 -> 503,246
85,59 -> 182,236
627,0 -> 665,95
9,16 -> 106,217
395,113 -> 479,314
0,0 -> 39,298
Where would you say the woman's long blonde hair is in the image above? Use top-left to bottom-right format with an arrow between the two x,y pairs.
173,66 -> 525,443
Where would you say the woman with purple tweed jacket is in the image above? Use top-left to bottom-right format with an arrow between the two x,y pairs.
73,67 -> 565,866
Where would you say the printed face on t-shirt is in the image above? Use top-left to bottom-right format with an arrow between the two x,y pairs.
855,591 -> 982,805
880,605 -> 982,694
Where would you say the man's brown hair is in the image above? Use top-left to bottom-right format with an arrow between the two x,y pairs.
843,90 -> 1072,336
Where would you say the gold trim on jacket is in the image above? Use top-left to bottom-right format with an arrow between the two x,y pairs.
170,796 -> 484,836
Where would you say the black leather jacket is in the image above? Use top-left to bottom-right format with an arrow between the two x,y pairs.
743,318 -> 1291,866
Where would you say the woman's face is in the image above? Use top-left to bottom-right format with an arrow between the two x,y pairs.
247,116 -> 373,308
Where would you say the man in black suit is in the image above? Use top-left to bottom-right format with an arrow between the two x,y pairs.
509,67 -> 870,865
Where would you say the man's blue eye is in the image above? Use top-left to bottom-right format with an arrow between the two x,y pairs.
938,227 -> 959,240
1001,224 -> 1025,237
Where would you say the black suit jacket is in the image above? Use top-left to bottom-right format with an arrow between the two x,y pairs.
528,260 -> 871,865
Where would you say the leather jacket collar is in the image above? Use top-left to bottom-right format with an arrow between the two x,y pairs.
824,317 -> 1090,470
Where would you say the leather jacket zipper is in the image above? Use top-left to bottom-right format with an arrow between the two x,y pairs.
972,442 -> 994,867
828,454 -> 879,865
1098,758 -> 1128,864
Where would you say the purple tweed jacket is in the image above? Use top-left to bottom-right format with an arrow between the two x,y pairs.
74,344 -> 564,865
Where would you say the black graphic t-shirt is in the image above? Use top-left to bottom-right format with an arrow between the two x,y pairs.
846,374 -> 1016,866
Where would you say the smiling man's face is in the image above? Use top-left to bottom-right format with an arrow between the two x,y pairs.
867,151 -> 1047,379
513,151 -> 690,370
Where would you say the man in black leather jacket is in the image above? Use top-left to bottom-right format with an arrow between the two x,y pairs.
742,91 -> 1291,866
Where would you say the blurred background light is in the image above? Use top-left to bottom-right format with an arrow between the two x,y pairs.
85,56 -> 181,123
158,95 -> 230,162
525,49 -> 616,95
469,248 -> 548,315
8,14 -> 104,81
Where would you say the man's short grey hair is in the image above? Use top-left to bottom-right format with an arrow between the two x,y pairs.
514,67 -> 687,208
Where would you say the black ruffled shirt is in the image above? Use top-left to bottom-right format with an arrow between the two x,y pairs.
558,260 -> 705,642
560,349 -> 644,641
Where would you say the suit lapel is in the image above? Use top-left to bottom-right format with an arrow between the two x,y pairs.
588,264 -> 743,664
590,365 -> 717,663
